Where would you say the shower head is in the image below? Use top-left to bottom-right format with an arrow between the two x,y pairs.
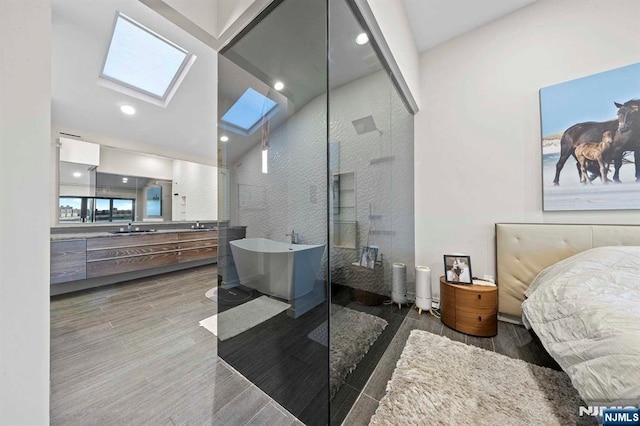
352,115 -> 382,135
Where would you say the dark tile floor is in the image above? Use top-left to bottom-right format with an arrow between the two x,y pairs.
217,284 -> 410,426
218,294 -> 329,426
330,286 -> 410,425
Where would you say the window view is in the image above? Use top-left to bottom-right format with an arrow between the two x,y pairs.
95,198 -> 111,222
58,197 -> 134,223
112,199 -> 134,222
59,197 -> 83,222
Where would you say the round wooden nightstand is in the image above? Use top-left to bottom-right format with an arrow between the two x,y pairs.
440,276 -> 497,337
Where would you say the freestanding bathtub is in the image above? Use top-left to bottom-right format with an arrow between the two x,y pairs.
230,238 -> 326,317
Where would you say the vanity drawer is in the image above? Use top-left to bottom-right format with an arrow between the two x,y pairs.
51,240 -> 87,284
87,251 -> 178,277
87,233 -> 178,250
86,243 -> 178,261
178,240 -> 217,250
177,231 -> 218,242
177,246 -> 218,263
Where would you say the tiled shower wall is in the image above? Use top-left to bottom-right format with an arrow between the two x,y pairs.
229,69 -> 414,296
228,94 -> 328,246
329,70 -> 415,297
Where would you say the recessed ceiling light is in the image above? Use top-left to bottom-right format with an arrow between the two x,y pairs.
220,135 -> 229,142
274,81 -> 284,91
356,33 -> 369,45
120,105 -> 136,115
73,172 -> 82,178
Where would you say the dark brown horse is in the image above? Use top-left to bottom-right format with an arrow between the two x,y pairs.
553,100 -> 639,185
611,99 -> 640,182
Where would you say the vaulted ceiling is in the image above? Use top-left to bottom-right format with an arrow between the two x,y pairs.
52,0 -> 539,165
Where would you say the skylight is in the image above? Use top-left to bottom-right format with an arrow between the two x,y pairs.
220,88 -> 279,135
100,12 -> 194,104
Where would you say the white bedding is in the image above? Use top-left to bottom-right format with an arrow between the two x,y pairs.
522,246 -> 640,405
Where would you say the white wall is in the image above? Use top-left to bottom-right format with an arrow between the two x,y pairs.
0,0 -> 51,423
367,0 -> 420,110
217,0 -> 255,36
415,0 -> 640,298
172,160 -> 218,221
164,0 -> 218,36
99,146 -> 174,180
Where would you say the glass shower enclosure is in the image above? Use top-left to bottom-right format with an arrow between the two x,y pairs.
217,0 -> 414,424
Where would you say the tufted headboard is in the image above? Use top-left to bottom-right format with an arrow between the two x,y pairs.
495,223 -> 640,322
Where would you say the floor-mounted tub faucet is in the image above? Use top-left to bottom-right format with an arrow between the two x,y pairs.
286,230 -> 298,244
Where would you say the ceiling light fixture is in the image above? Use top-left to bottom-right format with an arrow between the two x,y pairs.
220,135 -> 229,142
274,81 -> 284,91
120,105 -> 136,115
356,33 -> 369,45
73,172 -> 82,178
122,177 -> 128,183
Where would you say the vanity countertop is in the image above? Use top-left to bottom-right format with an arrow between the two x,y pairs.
50,227 -> 217,241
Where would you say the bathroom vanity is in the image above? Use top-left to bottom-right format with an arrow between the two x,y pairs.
50,226 -> 218,294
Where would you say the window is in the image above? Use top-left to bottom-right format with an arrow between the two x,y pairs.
95,199 -> 111,222
220,88 -> 279,135
111,199 -> 134,222
59,197 -> 83,223
99,12 -> 196,105
59,197 -> 134,223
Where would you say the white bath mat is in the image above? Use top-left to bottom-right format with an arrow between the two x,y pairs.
199,296 -> 290,341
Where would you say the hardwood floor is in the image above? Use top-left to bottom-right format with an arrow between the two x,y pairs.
50,265 -> 301,426
51,266 -> 560,426
342,307 -> 560,425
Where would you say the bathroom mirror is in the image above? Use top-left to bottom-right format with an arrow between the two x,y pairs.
58,166 -> 173,223
57,146 -> 216,224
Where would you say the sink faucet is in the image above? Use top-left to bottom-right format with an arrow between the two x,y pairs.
286,230 -> 298,244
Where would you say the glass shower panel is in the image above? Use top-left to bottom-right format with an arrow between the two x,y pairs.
217,0 -> 329,424
328,0 -> 415,423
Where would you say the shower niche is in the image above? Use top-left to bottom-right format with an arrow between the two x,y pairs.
217,0 -> 415,424
332,171 -> 357,249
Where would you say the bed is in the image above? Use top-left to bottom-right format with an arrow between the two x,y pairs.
496,223 -> 640,406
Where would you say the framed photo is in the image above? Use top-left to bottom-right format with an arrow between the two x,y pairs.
540,62 -> 640,211
443,255 -> 472,285
360,246 -> 378,269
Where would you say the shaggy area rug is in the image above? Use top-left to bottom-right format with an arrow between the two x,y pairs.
370,330 -> 586,426
308,305 -> 387,399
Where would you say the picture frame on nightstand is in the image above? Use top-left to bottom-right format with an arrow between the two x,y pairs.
443,255 -> 472,284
